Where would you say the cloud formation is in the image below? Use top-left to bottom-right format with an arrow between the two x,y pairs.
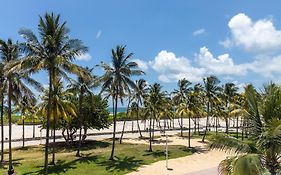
150,50 -> 205,83
221,13 -> 281,53
197,47 -> 248,75
193,28 -> 206,36
150,47 -> 281,83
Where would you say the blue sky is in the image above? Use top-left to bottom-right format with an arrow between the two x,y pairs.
1,0 -> 281,94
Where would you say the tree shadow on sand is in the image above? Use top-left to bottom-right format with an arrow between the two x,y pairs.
97,156 -> 143,172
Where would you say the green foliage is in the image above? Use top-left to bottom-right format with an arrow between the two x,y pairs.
80,94 -> 110,130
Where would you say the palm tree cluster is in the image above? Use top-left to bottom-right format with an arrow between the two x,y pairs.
0,11 -> 280,175
209,83 -> 281,175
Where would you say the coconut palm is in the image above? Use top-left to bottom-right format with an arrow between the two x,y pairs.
15,96 -> 36,148
0,38 -> 42,175
37,80 -> 76,165
119,92 -> 132,144
143,83 -> 165,151
159,98 -> 174,132
172,78 -> 192,137
202,75 -> 221,142
100,45 -> 143,160
67,67 -> 96,157
19,12 -> 87,174
209,84 -> 281,175
0,62 -> 5,163
133,79 -> 148,138
193,83 -> 205,134
222,83 -> 238,134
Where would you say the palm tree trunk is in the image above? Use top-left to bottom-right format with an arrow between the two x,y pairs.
8,80 -> 14,175
188,114 -> 191,148
215,115 -> 218,135
44,68 -> 53,175
136,101 -> 142,138
152,119 -> 155,139
120,97 -> 131,144
22,117 -> 25,148
76,88 -> 84,157
32,117 -> 35,138
0,93 -> 4,163
109,89 -> 118,160
225,118 -> 229,134
149,113 -> 153,152
194,117 -> 197,135
236,115 -> 239,139
51,122 -> 56,164
180,115 -> 183,137
131,120 -> 133,133
202,101 -> 209,142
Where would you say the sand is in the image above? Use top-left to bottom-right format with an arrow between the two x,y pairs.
124,136 -> 233,175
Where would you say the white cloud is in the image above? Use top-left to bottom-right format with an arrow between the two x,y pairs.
197,46 -> 249,75
132,59 -> 148,71
150,50 -> 205,83
96,30 -> 102,39
221,13 -> 281,53
193,28 -> 206,36
249,55 -> 281,78
77,53 -> 92,61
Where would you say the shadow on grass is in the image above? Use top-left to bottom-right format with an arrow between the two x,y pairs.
22,155 -> 99,175
143,150 -> 166,158
98,156 -> 143,172
50,140 -> 111,153
0,158 -> 23,169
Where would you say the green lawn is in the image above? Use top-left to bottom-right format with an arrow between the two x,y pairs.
0,140 -> 194,175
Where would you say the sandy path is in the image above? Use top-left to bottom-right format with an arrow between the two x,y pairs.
125,136 -> 233,175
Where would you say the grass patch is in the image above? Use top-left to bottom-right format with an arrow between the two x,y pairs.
0,140 -> 193,175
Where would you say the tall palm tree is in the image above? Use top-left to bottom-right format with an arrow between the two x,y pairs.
133,79 -> 148,138
209,84 -> 281,175
172,78 -> 192,137
222,83 -> 238,134
0,38 -> 42,175
67,67 -> 95,157
37,80 -> 76,165
100,45 -> 143,160
15,96 -> 36,148
193,83 -> 205,134
119,92 -> 132,144
202,75 -> 221,142
0,62 -> 5,163
19,12 -> 87,174
144,83 -> 165,152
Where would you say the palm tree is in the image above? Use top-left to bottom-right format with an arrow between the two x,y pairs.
133,79 -> 148,138
172,79 -> 192,137
0,62 -> 5,163
144,83 -> 165,151
0,38 -> 42,175
37,80 -> 76,165
202,75 -> 221,142
67,67 -> 95,157
209,84 -> 281,175
193,83 -> 205,134
100,45 -> 143,160
19,12 -> 87,174
119,92 -> 132,144
15,96 -> 36,148
222,83 -> 238,134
